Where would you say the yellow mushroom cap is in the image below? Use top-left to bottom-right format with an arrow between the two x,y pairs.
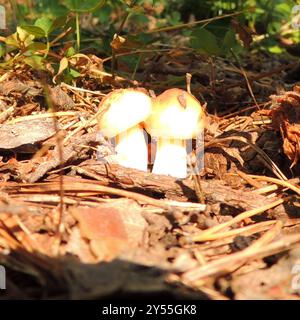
97,88 -> 152,138
145,88 -> 205,139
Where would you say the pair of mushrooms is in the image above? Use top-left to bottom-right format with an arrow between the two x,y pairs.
97,88 -> 205,178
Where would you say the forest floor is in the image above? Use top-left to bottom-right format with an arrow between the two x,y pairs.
0,46 -> 300,300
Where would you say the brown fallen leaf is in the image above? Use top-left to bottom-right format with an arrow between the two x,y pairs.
269,86 -> 300,166
71,199 -> 148,261
231,18 -> 255,49
0,80 -> 41,97
0,119 -> 59,151
49,86 -> 75,110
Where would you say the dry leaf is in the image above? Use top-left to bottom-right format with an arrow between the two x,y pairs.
71,199 -> 148,261
270,87 -> 300,166
231,18 -> 255,49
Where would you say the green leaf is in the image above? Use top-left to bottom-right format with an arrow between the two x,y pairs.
26,42 -> 47,51
169,11 -> 181,26
253,8 -> 265,15
34,15 -> 67,37
26,42 -> 48,52
130,13 -> 149,26
65,46 -> 76,58
35,17 -> 53,36
0,44 -> 5,58
35,0 -> 68,16
5,27 -> 35,48
275,3 -> 293,16
20,25 -> 45,38
5,34 -> 20,48
267,21 -> 282,34
94,4 -> 111,24
190,28 -> 220,55
50,16 -> 68,33
62,0 -> 106,13
23,55 -> 45,70
69,68 -> 81,78
268,45 -> 284,54
222,29 -> 237,53
17,27 -> 35,43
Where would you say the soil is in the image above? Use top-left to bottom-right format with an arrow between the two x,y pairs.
0,48 -> 300,300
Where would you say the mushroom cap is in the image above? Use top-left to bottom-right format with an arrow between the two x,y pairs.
145,88 -> 205,139
97,88 -> 152,138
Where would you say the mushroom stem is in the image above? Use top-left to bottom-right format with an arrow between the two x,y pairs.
152,138 -> 187,178
115,125 -> 148,171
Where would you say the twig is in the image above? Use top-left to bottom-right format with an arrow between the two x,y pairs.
8,112 -> 79,124
7,180 -> 206,212
60,82 -> 106,96
186,220 -> 277,242
236,170 -> 263,189
0,105 -> 15,124
230,49 -> 259,108
247,174 -> 300,196
186,73 -> 192,94
191,198 -> 284,242
39,78 -> 65,255
183,221 -> 296,283
145,11 -> 244,34
205,135 -> 287,181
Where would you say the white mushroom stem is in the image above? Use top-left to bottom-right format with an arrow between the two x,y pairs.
114,125 -> 148,171
152,138 -> 187,178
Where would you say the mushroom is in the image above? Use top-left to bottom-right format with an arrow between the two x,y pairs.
97,88 -> 152,171
145,88 -> 205,178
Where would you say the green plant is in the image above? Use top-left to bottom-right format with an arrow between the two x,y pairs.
21,16 -> 67,57
1,0 -> 299,86
62,0 -> 106,51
